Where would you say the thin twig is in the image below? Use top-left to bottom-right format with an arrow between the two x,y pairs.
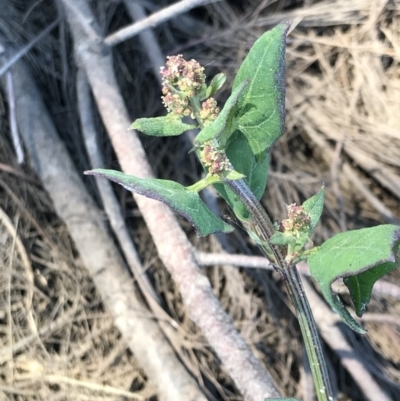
123,1 -> 165,85
42,374 -> 145,399
0,17 -> 61,77
105,0 -> 219,47
196,251 -> 400,300
76,68 -> 159,304
5,72 -> 24,164
0,207 -> 35,332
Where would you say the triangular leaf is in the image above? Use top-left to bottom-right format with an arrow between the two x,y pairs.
232,22 -> 289,156
270,231 -> 296,247
85,169 -> 234,236
294,187 -> 325,251
194,79 -> 250,147
308,224 -> 400,333
302,187 -> 325,234
204,73 -> 227,99
225,169 -> 246,180
131,114 -> 196,137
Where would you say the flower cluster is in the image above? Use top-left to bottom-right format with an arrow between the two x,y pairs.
200,142 -> 231,175
280,204 -> 311,235
161,92 -> 191,116
200,98 -> 220,126
160,55 -> 206,116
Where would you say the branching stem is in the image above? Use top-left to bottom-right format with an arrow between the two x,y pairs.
225,178 -> 335,401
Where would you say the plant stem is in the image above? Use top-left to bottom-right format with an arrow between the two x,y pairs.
225,178 -> 335,401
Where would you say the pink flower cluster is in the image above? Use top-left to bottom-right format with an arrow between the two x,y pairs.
200,98 -> 220,126
280,204 -> 311,234
200,142 -> 231,175
160,55 -> 206,115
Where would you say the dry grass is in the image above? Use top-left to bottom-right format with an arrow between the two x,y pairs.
0,0 -> 399,400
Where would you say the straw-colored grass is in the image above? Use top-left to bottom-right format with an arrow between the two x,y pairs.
0,1 -> 399,400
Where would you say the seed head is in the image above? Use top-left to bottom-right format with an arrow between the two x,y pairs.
199,142 -> 231,175
280,204 -> 311,234
160,55 -> 206,116
200,98 -> 220,126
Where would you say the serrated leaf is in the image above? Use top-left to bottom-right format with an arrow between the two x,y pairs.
232,22 -> 289,156
131,115 -> 196,137
205,73 -> 227,99
214,131 -> 270,221
308,224 -> 400,333
85,169 -> 234,237
194,79 -> 250,147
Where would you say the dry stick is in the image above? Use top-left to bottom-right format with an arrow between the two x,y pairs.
0,41 -> 24,164
40,374 -> 145,400
77,69 -> 208,395
123,1 -> 165,85
5,71 -> 24,164
196,251 -> 400,301
2,47 -> 205,401
63,0 -> 281,399
105,0 -> 218,47
0,207 -> 36,336
300,274 -> 393,401
76,69 -> 158,304
0,17 -> 61,77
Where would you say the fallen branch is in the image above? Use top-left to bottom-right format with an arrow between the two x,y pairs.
1,39 -> 205,401
105,0 -> 217,47
123,1 -> 165,85
196,251 -> 400,300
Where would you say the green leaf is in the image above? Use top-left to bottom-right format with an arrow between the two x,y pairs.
214,131 -> 270,221
131,114 -> 196,137
204,73 -> 227,99
294,187 -> 325,251
85,169 -> 234,237
302,187 -> 325,234
270,231 -> 296,246
225,170 -> 246,180
308,224 -> 400,333
232,22 -> 289,156
344,261 -> 396,317
194,79 -> 250,147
